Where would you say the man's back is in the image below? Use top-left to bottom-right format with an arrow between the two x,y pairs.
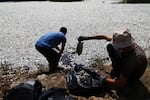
36,32 -> 66,48
121,43 -> 147,81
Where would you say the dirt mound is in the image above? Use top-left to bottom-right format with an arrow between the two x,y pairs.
0,65 -> 150,100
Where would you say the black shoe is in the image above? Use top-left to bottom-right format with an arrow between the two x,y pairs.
47,68 -> 56,74
49,67 -> 63,73
56,67 -> 64,70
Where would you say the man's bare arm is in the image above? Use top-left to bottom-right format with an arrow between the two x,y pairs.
78,34 -> 112,41
105,73 -> 127,88
60,42 -> 66,54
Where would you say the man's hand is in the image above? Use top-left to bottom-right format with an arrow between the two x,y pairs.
55,46 -> 61,52
78,36 -> 89,41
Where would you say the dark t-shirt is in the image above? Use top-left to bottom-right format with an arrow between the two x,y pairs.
120,43 -> 147,81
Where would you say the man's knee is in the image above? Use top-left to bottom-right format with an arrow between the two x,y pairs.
107,43 -> 116,58
107,44 -> 114,52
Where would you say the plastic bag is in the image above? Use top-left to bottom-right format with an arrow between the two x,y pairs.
3,80 -> 42,100
65,65 -> 105,96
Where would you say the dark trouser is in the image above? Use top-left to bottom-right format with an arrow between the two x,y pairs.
107,44 -> 121,78
35,45 -> 61,71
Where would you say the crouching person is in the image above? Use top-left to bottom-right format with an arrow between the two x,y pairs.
35,27 -> 67,72
78,29 -> 147,88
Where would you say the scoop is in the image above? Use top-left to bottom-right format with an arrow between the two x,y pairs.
76,41 -> 83,55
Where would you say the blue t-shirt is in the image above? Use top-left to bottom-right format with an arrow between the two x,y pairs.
36,32 -> 66,48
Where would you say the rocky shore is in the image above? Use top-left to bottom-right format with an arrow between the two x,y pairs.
0,0 -> 150,99
0,0 -> 150,70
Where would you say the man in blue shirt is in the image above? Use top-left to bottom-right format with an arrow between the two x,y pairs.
35,27 -> 67,72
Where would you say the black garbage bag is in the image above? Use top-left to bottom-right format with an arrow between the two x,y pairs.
65,64 -> 105,96
3,80 -> 42,100
39,87 -> 77,100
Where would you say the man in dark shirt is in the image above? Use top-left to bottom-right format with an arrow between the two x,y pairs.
78,29 -> 147,87
35,27 -> 67,72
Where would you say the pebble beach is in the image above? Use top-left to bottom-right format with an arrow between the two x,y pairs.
0,1 -> 150,99
0,0 -> 150,71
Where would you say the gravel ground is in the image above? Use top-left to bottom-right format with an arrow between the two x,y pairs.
0,1 -> 150,99
0,0 -> 150,71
